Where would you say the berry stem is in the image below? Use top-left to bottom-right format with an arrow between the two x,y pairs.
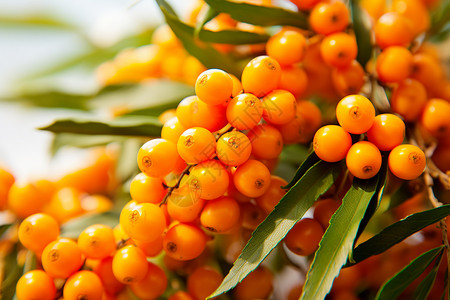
160,165 -> 193,206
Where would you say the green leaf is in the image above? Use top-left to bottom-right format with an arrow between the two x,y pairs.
194,5 -> 220,38
413,248 -> 444,300
199,28 -> 270,45
39,116 -> 162,137
60,211 -> 120,238
279,144 -> 310,166
204,0 -> 308,28
1,244 -> 23,300
51,134 -> 129,155
208,160 -> 343,299
156,0 -> 242,76
428,0 -> 450,39
3,90 -> 91,110
375,246 -> 445,300
0,224 -> 13,238
300,175 -> 379,300
350,0 -> 373,67
0,15 -> 77,30
283,151 -> 320,189
347,205 -> 450,266
387,181 -> 419,210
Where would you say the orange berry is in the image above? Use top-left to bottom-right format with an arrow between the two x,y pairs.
0,167 -> 14,210
391,78 -> 428,122
388,144 -> 426,180
78,224 -> 116,260
284,218 -> 324,256
159,109 -> 177,124
130,262 -> 168,300
255,176 -> 288,214
241,55 -> 282,97
367,114 -> 406,151
230,73 -> 243,98
16,270 -> 56,300
94,256 -> 125,295
278,65 -> 309,99
247,124 -> 283,159
135,234 -> 164,257
240,202 -> 267,230
187,266 -> 223,300
129,172 -> 166,204
63,270 -> 103,300
309,1 -> 350,35
320,33 -> 358,68
266,29 -> 307,66
391,0 -> 430,36
168,194 -> 205,223
169,291 -> 195,300
233,266 -> 273,300
346,141 -> 382,179
43,187 -> 84,224
331,60 -> 366,97
162,117 -> 188,144
41,238 -> 84,279
195,69 -> 233,105
374,12 -> 413,48
226,93 -> 263,130
216,131 -> 252,166
8,181 -> 51,219
188,160 -> 230,200
376,46 -> 413,83
420,99 -> 450,139
163,223 -> 207,261
177,127 -> 217,164
137,138 -> 182,178
313,125 -> 352,162
262,89 -> 297,125
113,245 -> 149,284
119,201 -> 166,242
410,53 -> 445,95
313,198 -> 342,229
18,213 -> 59,254
336,94 -> 375,134
81,194 -> 113,213
233,159 -> 271,198
290,0 -> 321,10
200,196 -> 240,233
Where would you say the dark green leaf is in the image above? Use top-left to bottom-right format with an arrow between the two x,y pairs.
115,139 -> 144,182
3,91 -> 91,110
300,175 -> 379,300
375,246 -> 445,300
279,144 -> 310,165
60,211 -> 120,238
204,0 -> 308,28
283,151 -> 320,189
208,161 -> 343,299
413,248 -> 444,300
51,134 -> 129,155
1,244 -> 23,300
194,5 -> 220,37
347,205 -> 450,266
372,80 -> 391,113
428,0 -> 450,39
199,28 -> 270,45
387,181 -> 420,210
350,0 -> 373,67
0,224 -> 13,238
39,116 -> 162,137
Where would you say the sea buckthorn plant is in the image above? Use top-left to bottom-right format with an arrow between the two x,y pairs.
1,0 -> 450,299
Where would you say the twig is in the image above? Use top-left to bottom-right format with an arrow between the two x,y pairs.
160,165 -> 193,206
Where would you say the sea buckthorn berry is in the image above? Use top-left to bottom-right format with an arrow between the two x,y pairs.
331,60 -> 366,97
163,223 -> 207,261
129,172 -> 166,204
391,0 -> 430,36
137,138 -> 181,178
195,69 -> 233,105
410,53 -> 445,94
277,100 -> 322,144
81,194 -> 113,213
216,131 -> 252,166
374,12 -> 413,48
278,65 -> 308,99
420,99 -> 450,139
313,125 -> 352,162
130,262 -> 168,300
162,117 -> 188,144
200,196 -> 240,233
177,127 -> 216,164
0,167 -> 14,210
376,46 -> 413,83
346,141 -> 382,179
388,144 -> 426,180
188,160 -> 230,200
320,33 -> 358,68
290,0 -> 321,10
94,256 -> 125,295
112,245 -> 148,284
262,89 -> 297,125
43,187 -> 84,224
266,29 -> 307,66
226,93 -> 263,130
18,213 -> 59,254
119,201 -> 166,242
8,181 -> 51,219
230,74 -> 243,98
16,270 -> 56,300
367,114 -> 406,151
233,266 -> 273,300
187,266 -> 223,300
336,94 -> 375,134
41,238 -> 84,279
233,159 -> 271,198
284,218 -> 324,256
78,224 -> 116,260
240,202 -> 267,230
159,109 -> 177,124
241,55 -> 281,98
247,124 -> 283,159
309,1 -> 350,35
169,291 -> 195,300
313,198 -> 342,229
135,234 -> 164,257
391,78 -> 427,122
255,176 -> 288,214
168,194 -> 205,223
63,270 -> 103,300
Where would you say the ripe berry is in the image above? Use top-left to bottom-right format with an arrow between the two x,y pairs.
391,78 -> 427,122
187,266 -> 223,300
130,262 -> 168,300
374,12 -> 413,48
16,270 -> 56,300
241,55 -> 281,97
216,131 -> 252,166
226,93 -> 263,130
336,94 -> 375,134
195,69 -> 233,105
284,218 -> 324,256
313,125 -> 352,162
388,144 -> 426,180
177,127 -> 217,164
262,89 -> 297,125
367,114 -> 405,151
78,224 -> 116,260
112,245 -> 149,284
247,124 -> 284,160
233,266 -> 273,300
137,138 -> 182,178
41,238 -> 84,279
63,270 -> 103,300
129,172 -> 166,204
320,33 -> 358,68
188,160 -> 230,200
233,159 -> 271,198
18,213 -> 59,254
309,1 -> 350,35
200,196 -> 240,233
266,29 -> 307,66
420,99 -> 450,139
346,141 -> 382,179
163,223 -> 207,261
376,46 -> 413,83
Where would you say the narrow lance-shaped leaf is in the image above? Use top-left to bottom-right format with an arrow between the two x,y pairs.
208,161 -> 343,299
283,151 -> 320,189
413,248 -> 444,300
300,175 -> 379,300
350,0 -> 373,67
204,0 -> 308,28
427,0 -> 450,39
347,204 -> 450,266
387,181 -> 418,210
194,5 -> 219,37
375,246 -> 445,300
